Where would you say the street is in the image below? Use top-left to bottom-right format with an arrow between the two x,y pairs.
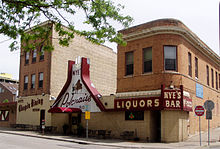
0,133 -> 121,149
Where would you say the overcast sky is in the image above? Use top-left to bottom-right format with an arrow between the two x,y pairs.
0,0 -> 219,80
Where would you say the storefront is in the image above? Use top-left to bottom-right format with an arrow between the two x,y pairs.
0,102 -> 17,127
48,57 -> 193,142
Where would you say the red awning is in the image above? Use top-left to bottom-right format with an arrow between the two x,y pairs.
48,107 -> 82,113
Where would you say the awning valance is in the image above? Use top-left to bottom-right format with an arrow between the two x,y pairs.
48,107 -> 81,113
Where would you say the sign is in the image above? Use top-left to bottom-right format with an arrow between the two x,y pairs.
0,110 -> 9,121
85,111 -> 90,120
57,58 -> 101,112
115,97 -> 161,111
204,100 -> 214,111
195,106 -> 205,116
183,96 -> 193,111
196,83 -> 203,99
18,98 -> 43,112
206,110 -> 212,120
163,89 -> 182,110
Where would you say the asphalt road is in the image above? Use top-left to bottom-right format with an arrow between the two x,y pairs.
0,133 -> 122,149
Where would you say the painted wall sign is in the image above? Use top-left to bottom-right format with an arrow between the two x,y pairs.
115,97 -> 161,111
183,96 -> 193,111
196,83 -> 203,99
0,110 -> 9,121
18,98 -> 43,112
52,58 -> 102,113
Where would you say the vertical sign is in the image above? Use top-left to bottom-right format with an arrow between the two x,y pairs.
196,83 -> 203,99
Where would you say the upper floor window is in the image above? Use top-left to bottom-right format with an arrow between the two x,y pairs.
0,87 -> 4,93
206,65 -> 209,86
164,46 -> 177,71
188,52 -> 192,77
125,52 -> 133,76
195,57 -> 198,79
211,68 -> 214,88
25,51 -> 29,64
39,72 -> 43,88
143,47 -> 152,73
24,75 -> 28,90
32,49 -> 37,63
39,46 -> 44,61
31,74 -> 36,89
216,72 -> 218,90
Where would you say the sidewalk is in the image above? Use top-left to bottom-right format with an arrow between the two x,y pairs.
1,127 -> 220,149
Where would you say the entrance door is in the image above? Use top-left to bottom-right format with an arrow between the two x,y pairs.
40,110 -> 45,130
150,110 -> 161,142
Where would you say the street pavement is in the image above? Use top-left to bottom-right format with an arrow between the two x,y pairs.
1,127 -> 220,149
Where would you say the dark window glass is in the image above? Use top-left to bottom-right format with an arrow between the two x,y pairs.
125,52 -> 133,75
164,46 -> 177,71
25,51 -> 29,64
188,52 -> 192,77
207,65 -> 209,86
125,111 -> 144,120
39,72 -> 43,88
24,75 -> 28,90
216,72 -> 218,90
143,47 -> 152,73
211,69 -> 214,88
32,49 -> 37,63
195,57 -> 198,78
39,46 -> 44,61
31,74 -> 35,89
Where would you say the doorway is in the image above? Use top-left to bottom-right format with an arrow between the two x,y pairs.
150,110 -> 161,142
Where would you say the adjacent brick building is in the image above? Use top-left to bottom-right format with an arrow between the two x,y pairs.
17,21 -> 117,128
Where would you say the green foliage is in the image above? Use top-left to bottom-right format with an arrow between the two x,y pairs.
0,0 -> 133,52
3,99 -> 9,103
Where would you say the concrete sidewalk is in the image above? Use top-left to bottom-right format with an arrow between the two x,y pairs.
0,127 -> 220,149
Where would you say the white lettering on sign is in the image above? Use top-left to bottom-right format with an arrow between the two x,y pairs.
116,98 -> 160,110
58,64 -> 100,112
19,98 -> 43,112
164,91 -> 181,99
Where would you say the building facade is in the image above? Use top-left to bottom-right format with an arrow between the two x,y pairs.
16,21 -> 117,128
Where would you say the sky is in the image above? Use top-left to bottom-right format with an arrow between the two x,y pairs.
0,0 -> 219,80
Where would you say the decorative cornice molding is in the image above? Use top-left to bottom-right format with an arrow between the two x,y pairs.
123,26 -> 220,66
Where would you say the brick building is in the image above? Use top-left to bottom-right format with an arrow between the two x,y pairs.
0,74 -> 18,127
16,21 -> 117,128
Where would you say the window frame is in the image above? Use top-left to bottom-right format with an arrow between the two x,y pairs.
24,75 -> 28,90
164,45 -> 177,71
31,74 -> 36,89
216,71 -> 218,90
211,68 -> 214,88
125,51 -> 134,76
38,72 -> 44,88
195,57 -> 198,79
39,46 -> 44,61
188,52 -> 192,77
206,65 -> 209,86
143,47 -> 152,73
32,49 -> 37,63
25,51 -> 29,65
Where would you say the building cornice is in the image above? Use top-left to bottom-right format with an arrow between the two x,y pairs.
122,26 -> 220,66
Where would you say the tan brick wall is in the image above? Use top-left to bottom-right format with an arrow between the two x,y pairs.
50,26 -> 117,98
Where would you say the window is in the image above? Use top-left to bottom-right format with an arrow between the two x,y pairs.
211,68 -> 214,88
25,51 -> 29,64
164,46 -> 177,71
31,74 -> 36,89
188,52 -> 192,77
24,75 -> 28,90
125,111 -> 144,120
206,65 -> 209,86
216,72 -> 218,90
219,74 -> 220,90
0,87 -> 4,93
32,49 -> 37,63
195,57 -> 198,78
125,52 -> 133,75
39,72 -> 43,88
143,47 -> 152,73
39,46 -> 44,61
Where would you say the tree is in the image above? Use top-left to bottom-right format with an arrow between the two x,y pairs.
0,0 -> 133,51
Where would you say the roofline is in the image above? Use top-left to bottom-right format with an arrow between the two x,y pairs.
120,19 -> 220,66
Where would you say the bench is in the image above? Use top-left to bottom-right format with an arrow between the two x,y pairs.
120,131 -> 134,140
